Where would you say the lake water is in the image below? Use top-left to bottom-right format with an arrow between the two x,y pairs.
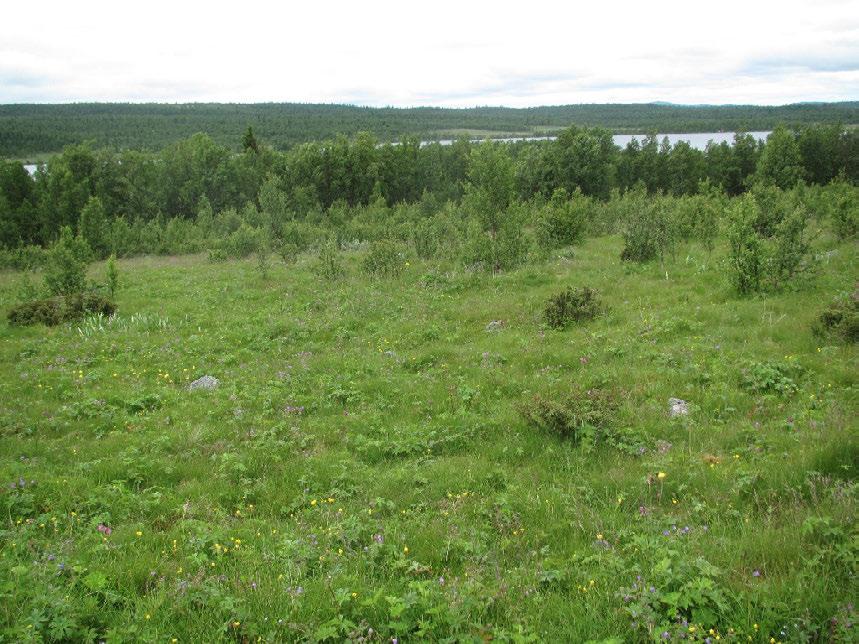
429,131 -> 771,149
21,131 -> 771,175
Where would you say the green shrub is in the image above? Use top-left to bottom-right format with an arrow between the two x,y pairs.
620,197 -> 676,263
544,286 -> 602,329
534,187 -> 589,250
618,539 -> 729,635
316,240 -> 344,280
43,226 -> 90,296
825,179 -> 858,240
106,253 -> 119,298
726,193 -> 813,295
276,240 -> 299,264
0,245 -> 47,271
256,237 -> 271,279
412,212 -> 462,260
740,361 -> 802,396
362,240 -> 405,278
749,182 -> 797,237
813,289 -> 859,343
520,387 -> 618,446
461,212 -> 529,274
8,292 -> 116,327
78,196 -> 109,258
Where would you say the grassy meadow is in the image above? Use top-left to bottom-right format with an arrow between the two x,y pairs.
0,232 -> 856,642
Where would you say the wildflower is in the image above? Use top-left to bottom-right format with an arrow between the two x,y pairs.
657,472 -> 667,480
97,523 -> 112,536
403,546 -> 409,554
351,592 -> 357,598
753,569 -> 761,577
596,533 -> 603,541
135,530 -> 143,537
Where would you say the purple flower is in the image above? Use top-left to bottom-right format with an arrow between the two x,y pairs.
662,632 -> 671,640
753,569 -> 761,577
373,533 -> 384,544
663,530 -> 671,537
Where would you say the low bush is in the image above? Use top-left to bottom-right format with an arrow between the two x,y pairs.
8,292 -> 116,327
740,360 -> 802,396
362,240 -> 406,278
316,240 -> 345,280
620,192 -> 676,263
43,227 -> 90,296
543,286 -> 602,329
0,245 -> 46,271
534,187 -> 589,250
520,387 -> 619,446
813,288 -> 859,343
726,193 -> 813,295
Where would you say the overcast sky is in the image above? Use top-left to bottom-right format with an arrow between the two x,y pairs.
1,0 -> 857,106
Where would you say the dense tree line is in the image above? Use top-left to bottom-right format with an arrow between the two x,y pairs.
1,101 -> 856,157
0,123 -> 856,253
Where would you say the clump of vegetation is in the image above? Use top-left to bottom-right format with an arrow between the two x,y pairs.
256,237 -> 271,279
8,292 -> 116,326
740,360 -> 802,396
534,187 -> 589,251
544,286 -> 602,329
618,540 -> 729,636
316,239 -> 344,280
620,192 -> 676,263
725,193 -> 813,294
520,387 -> 618,446
362,240 -> 405,278
105,253 -> 119,298
43,226 -> 90,296
813,288 -> 858,343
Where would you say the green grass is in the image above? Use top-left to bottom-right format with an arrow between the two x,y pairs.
0,234 -> 856,642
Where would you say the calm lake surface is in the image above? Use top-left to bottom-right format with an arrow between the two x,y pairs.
430,131 -> 771,149
21,131 -> 771,175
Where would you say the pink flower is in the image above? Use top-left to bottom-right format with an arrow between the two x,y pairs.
97,523 -> 112,536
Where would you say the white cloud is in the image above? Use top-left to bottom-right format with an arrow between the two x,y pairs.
0,0 -> 857,105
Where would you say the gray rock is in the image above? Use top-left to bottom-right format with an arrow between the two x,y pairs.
485,320 -> 504,332
668,398 -> 689,417
189,375 -> 219,391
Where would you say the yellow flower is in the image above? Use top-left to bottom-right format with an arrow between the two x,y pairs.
403,546 -> 409,554
310,499 -> 317,506
145,614 -> 151,620
657,472 -> 667,480
135,530 -> 143,537
596,533 -> 603,540
351,592 -> 358,598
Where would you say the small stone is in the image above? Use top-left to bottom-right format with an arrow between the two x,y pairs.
668,398 -> 689,417
485,320 -> 504,332
188,375 -> 219,391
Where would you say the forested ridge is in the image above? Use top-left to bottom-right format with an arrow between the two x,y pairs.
1,101 -> 857,157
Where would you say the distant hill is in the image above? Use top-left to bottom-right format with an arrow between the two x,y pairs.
1,101 -> 857,158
